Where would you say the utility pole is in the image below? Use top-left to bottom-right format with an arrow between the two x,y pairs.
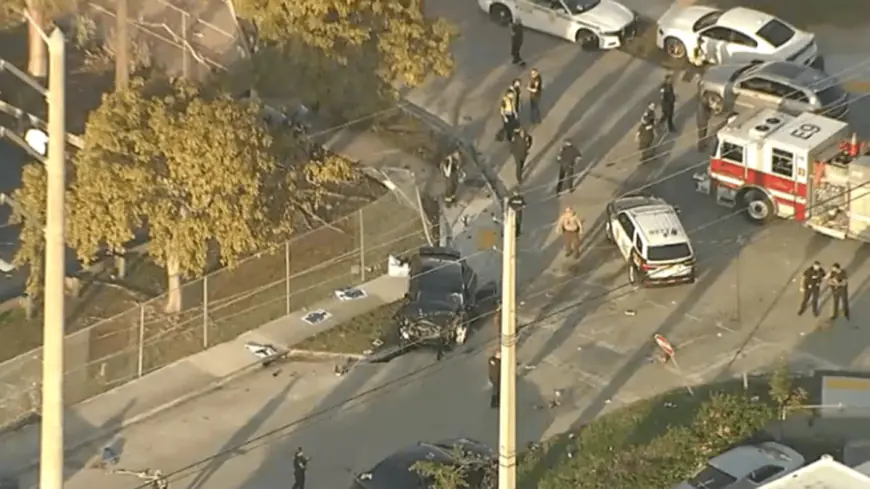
40,28 -> 67,489
498,194 -> 523,489
115,0 -> 130,89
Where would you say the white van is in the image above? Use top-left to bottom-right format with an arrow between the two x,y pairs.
605,194 -> 696,286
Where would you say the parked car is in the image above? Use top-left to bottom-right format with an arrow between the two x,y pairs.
656,6 -> 821,68
352,438 -> 495,489
394,247 -> 495,355
699,61 -> 849,120
477,0 -> 637,50
671,442 -> 805,489
605,194 -> 695,286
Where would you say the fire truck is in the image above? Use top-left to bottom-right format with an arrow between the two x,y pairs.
693,108 -> 870,241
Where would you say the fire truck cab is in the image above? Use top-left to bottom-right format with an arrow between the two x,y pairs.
694,109 -> 870,242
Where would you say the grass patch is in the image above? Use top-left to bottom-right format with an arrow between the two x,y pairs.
702,0 -> 870,29
294,300 -> 403,354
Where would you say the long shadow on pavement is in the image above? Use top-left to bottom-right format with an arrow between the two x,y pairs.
184,378 -> 298,489
234,348 -> 553,489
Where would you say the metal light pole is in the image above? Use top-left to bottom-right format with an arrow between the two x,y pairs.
40,28 -> 67,489
498,195 -> 523,489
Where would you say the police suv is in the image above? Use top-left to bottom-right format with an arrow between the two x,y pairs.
605,194 -> 696,286
478,0 -> 637,50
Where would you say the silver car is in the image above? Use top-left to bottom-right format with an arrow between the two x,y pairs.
671,442 -> 805,489
698,61 -> 849,120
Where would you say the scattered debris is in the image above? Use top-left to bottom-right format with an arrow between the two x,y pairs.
664,401 -> 676,408
335,287 -> 367,301
604,399 -> 611,404
388,255 -> 410,277
520,364 -> 536,371
101,446 -> 120,467
549,389 -> 564,408
302,309 -> 332,325
371,338 -> 384,348
245,342 -> 278,359
334,358 -> 356,376
624,310 -> 636,316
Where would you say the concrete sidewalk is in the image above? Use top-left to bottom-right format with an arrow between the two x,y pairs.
0,274 -> 407,476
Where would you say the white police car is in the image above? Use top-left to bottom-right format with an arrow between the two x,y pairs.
605,194 -> 696,286
478,0 -> 637,50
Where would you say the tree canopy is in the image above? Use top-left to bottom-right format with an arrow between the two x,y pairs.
65,79 -> 282,310
234,0 -> 455,118
10,162 -> 47,298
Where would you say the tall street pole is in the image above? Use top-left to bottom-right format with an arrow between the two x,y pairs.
498,195 -> 523,489
40,28 -> 66,489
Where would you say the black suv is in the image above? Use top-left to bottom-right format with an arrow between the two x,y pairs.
394,247 -> 494,354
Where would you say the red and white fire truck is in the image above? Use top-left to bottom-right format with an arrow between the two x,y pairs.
694,108 -> 870,241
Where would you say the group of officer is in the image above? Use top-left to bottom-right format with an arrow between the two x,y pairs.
636,73 -> 677,163
798,261 -> 850,321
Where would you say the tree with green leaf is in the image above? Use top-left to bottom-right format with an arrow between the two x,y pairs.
1,0 -> 77,77
768,358 -> 809,420
66,78 -> 282,313
9,162 -> 47,307
412,447 -> 496,489
233,0 -> 455,119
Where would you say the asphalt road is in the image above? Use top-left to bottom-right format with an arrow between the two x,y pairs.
13,2 -> 870,488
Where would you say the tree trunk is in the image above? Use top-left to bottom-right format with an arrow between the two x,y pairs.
164,254 -> 183,313
26,2 -> 47,78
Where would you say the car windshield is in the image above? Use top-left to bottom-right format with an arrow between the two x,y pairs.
688,465 -> 738,489
756,19 -> 795,47
815,85 -> 846,106
566,0 -> 601,14
692,11 -> 723,32
647,243 -> 692,262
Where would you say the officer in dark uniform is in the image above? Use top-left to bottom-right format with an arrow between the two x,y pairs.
798,261 -> 825,317
527,68 -> 543,124
556,140 -> 581,194
488,350 -> 501,408
292,447 -> 309,489
511,128 -> 533,183
637,103 -> 656,163
696,99 -> 711,151
440,149 -> 460,205
510,19 -> 525,66
827,263 -> 849,320
659,74 -> 676,133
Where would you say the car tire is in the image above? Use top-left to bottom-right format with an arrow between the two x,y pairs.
742,189 -> 775,224
489,4 -> 512,26
703,92 -> 725,115
575,29 -> 598,50
664,37 -> 686,59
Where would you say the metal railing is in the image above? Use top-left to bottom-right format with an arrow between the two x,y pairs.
0,176 -> 432,429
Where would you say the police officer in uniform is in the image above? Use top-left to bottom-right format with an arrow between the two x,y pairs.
556,140 -> 581,194
292,447 -> 309,489
659,74 -> 676,133
696,99 -> 711,152
499,90 -> 518,142
527,68 -> 543,124
488,350 -> 501,408
440,149 -> 460,205
637,103 -> 656,163
511,127 -> 533,183
798,261 -> 825,317
827,263 -> 850,320
510,19 -> 525,66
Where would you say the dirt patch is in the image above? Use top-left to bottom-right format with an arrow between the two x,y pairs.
702,0 -> 870,29
294,300 -> 403,354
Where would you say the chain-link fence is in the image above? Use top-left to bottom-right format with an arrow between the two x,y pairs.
0,177 -> 432,430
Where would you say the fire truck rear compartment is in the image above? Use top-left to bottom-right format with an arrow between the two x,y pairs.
808,155 -> 870,240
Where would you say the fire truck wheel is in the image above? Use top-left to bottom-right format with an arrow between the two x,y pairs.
702,92 -> 725,115
743,190 -> 774,223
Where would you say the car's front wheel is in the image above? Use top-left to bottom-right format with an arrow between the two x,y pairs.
575,29 -> 598,50
489,4 -> 512,26
703,92 -> 725,115
664,37 -> 686,59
